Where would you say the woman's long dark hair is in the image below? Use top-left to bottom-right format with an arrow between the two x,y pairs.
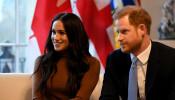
33,13 -> 90,98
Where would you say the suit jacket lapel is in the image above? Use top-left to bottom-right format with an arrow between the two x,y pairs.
145,42 -> 161,97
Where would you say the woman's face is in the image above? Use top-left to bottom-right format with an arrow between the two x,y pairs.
51,20 -> 69,52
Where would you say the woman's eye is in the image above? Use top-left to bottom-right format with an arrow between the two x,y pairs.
52,30 -> 56,34
60,31 -> 66,35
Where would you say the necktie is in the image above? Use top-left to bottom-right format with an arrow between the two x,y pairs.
128,57 -> 138,100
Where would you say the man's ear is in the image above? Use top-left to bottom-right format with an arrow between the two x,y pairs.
138,24 -> 146,36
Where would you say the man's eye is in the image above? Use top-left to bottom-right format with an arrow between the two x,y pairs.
121,30 -> 127,34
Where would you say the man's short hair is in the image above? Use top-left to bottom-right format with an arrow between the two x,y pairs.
113,6 -> 152,35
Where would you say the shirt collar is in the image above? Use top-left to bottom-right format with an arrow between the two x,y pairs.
130,41 -> 152,64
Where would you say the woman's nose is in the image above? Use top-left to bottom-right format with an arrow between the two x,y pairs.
54,33 -> 61,40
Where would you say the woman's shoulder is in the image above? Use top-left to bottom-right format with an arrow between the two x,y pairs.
34,55 -> 43,70
86,56 -> 100,63
86,55 -> 100,66
35,55 -> 43,63
85,55 -> 100,76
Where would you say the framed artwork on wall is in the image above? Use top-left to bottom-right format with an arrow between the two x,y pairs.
158,0 -> 175,40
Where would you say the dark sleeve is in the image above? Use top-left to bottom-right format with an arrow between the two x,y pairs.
99,54 -> 120,100
32,57 -> 43,100
70,57 -> 101,100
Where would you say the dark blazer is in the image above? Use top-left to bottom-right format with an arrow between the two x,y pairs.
100,41 -> 175,100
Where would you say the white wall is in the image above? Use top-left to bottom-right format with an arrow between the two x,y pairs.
141,0 -> 175,48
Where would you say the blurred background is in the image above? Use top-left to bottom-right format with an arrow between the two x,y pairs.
0,0 -> 174,73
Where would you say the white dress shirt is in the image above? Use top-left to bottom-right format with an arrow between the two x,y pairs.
130,41 -> 152,100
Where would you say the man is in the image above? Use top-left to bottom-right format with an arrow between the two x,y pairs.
100,6 -> 175,100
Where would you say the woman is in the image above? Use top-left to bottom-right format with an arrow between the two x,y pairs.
32,13 -> 100,100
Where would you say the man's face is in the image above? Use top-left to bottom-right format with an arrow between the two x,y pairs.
115,15 -> 142,54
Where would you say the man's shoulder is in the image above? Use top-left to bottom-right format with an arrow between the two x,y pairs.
151,41 -> 175,59
108,49 -> 130,60
109,48 -> 122,55
152,41 -> 175,53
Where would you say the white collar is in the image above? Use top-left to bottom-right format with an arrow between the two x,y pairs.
130,41 -> 152,64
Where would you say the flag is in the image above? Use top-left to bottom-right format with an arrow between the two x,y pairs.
75,0 -> 116,73
110,0 -> 141,16
25,0 -> 72,73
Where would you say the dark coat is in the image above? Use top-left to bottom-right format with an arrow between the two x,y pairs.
100,41 -> 175,100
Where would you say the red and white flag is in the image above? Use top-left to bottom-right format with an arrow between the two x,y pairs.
75,0 -> 115,73
25,0 -> 115,73
25,0 -> 72,73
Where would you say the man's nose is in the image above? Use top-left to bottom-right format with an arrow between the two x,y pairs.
117,33 -> 123,41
